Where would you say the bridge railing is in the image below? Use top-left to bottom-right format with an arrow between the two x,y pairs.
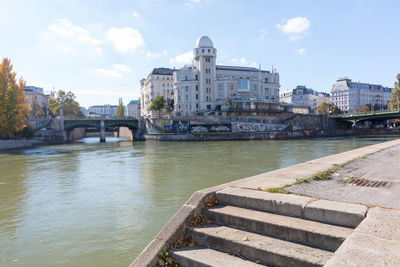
331,108 -> 400,118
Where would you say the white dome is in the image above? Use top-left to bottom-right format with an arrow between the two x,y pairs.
195,36 -> 213,48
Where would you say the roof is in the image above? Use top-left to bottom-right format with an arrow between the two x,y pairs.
151,67 -> 175,75
128,100 -> 139,105
216,65 -> 269,73
196,36 -> 213,48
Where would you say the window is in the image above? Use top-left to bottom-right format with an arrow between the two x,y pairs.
264,78 -> 268,83
196,94 -> 198,100
253,85 -> 257,91
207,105 -> 211,110
185,86 -> 189,92
253,94 -> 257,98
178,95 -> 181,101
219,84 -> 223,90
205,58 -> 211,62
196,85 -> 198,91
195,75 -> 198,80
264,87 -> 269,93
219,94 -> 223,99
208,49 -> 210,52
196,103 -> 199,109
185,76 -> 188,81
202,49 -> 204,52
185,94 -> 189,100
237,79 -> 250,91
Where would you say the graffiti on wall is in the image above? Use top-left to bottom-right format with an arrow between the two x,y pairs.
231,122 -> 286,132
190,124 -> 231,133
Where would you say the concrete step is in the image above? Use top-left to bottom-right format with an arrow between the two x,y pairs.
216,187 -> 367,227
216,187 -> 312,217
205,205 -> 353,252
170,246 -> 264,267
189,224 -> 333,267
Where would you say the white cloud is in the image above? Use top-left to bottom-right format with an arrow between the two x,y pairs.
185,0 -> 201,6
229,57 -> 258,68
96,64 -> 131,78
294,48 -> 307,55
277,17 -> 310,41
47,18 -> 102,54
133,11 -> 142,19
106,27 -> 145,53
170,51 -> 193,65
259,28 -> 267,40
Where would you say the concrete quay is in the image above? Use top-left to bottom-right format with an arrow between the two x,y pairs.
131,138 -> 400,267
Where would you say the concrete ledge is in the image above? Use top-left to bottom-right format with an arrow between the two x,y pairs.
304,200 -> 367,228
217,187 -> 311,217
325,208 -> 400,266
131,139 -> 400,266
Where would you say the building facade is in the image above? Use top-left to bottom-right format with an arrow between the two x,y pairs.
127,100 -> 140,119
140,68 -> 175,117
24,86 -> 50,110
173,36 -> 280,116
88,104 -> 118,117
331,78 -> 393,113
280,85 -> 330,114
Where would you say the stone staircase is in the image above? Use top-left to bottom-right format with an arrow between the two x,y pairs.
171,187 -> 364,267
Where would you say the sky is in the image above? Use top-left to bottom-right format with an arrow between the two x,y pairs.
1,0 -> 399,108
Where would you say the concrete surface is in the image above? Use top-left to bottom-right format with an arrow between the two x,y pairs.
217,187 -> 311,217
189,224 -> 332,267
325,207 -> 400,266
170,247 -> 264,267
304,199 -> 367,228
288,143 -> 400,209
205,205 -> 352,251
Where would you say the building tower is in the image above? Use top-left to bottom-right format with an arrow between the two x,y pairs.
193,36 -> 217,111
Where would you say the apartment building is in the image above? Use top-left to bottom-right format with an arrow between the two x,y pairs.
331,78 -> 393,113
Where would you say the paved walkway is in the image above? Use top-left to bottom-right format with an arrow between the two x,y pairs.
288,143 -> 400,209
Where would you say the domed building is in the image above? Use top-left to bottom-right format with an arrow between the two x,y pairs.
173,36 -> 280,116
140,36 -> 280,117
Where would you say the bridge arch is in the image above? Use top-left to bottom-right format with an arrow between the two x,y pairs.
63,119 -> 138,142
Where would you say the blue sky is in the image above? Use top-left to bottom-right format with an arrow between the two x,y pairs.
1,0 -> 399,108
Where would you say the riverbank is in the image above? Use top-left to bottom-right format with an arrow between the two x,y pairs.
0,139 -> 45,151
144,128 -> 400,141
132,138 -> 400,266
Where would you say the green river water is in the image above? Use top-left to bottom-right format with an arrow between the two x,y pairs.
0,136 -> 397,266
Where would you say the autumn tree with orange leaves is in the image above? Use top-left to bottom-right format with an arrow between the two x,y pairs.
0,58 -> 30,139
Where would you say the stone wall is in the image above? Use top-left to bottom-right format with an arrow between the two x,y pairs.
0,140 -> 44,151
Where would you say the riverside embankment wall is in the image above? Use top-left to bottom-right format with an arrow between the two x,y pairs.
144,128 -> 400,141
131,138 -> 400,266
0,140 -> 44,151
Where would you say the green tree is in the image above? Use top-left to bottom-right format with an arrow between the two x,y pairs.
48,90 -> 84,118
116,98 -> 125,118
149,96 -> 165,117
388,74 -> 400,111
317,102 -> 342,115
0,58 -> 30,139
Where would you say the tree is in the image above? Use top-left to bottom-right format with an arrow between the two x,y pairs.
149,96 -> 165,117
116,98 -> 125,118
0,58 -> 30,139
357,105 -> 370,113
48,90 -> 84,118
388,74 -> 400,111
317,102 -> 342,115
31,98 -> 41,118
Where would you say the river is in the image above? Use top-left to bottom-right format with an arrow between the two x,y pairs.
0,136 -> 397,266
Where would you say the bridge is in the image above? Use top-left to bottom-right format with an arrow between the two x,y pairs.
331,109 -> 400,125
63,118 -> 138,142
